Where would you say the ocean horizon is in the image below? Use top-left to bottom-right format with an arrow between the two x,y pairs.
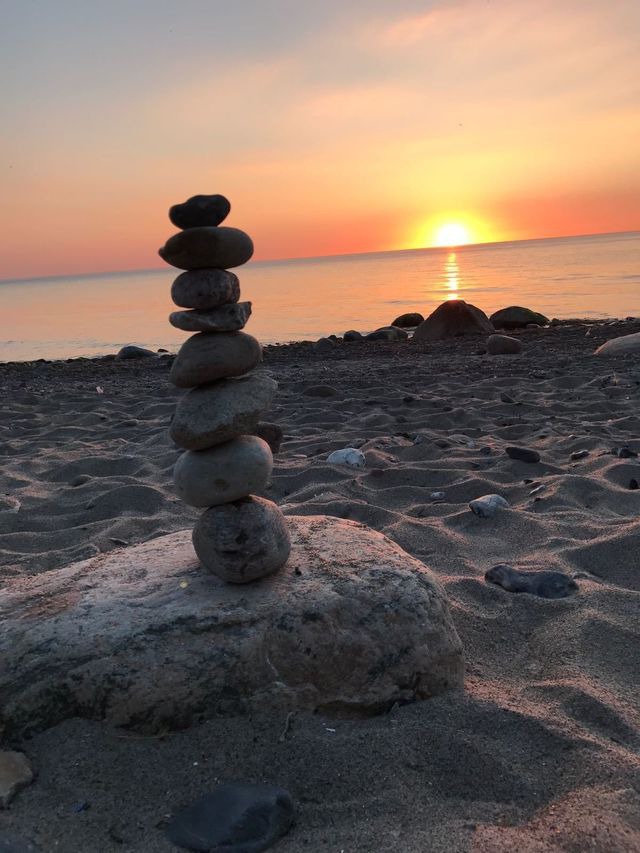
2,230 -> 639,361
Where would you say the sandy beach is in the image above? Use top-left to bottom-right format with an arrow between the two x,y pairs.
1,318 -> 640,852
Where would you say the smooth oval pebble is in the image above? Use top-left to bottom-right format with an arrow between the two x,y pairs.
159,226 -> 253,270
169,332 -> 262,388
174,435 -> 273,508
469,494 -> 508,518
327,448 -> 366,468
170,373 -> 277,451
169,193 -> 231,230
169,301 -> 251,333
171,269 -> 240,310
193,496 -> 291,583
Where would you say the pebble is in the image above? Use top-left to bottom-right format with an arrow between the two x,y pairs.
169,301 -> 252,333
469,494 -> 508,518
170,373 -> 278,451
487,334 -> 522,355
0,751 -> 33,808
173,435 -> 273,508
570,449 -> 590,461
343,330 -> 363,342
169,193 -> 231,229
159,226 -> 254,270
485,564 -> 578,598
115,345 -> 156,360
327,448 -> 366,468
254,421 -> 283,454
171,268 -> 240,310
430,491 -> 445,501
165,783 -> 294,853
193,496 -> 291,583
505,446 -> 541,463
169,332 -> 262,388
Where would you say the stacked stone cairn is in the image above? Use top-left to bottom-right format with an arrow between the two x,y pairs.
159,193 -> 291,583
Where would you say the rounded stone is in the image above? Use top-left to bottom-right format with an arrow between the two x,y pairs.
169,194 -> 231,230
392,312 -> 424,328
169,302 -> 252,333
193,496 -> 291,583
487,334 -> 522,355
413,300 -> 494,342
490,306 -> 549,329
595,331 -> 640,356
171,269 -> 240,310
159,227 -> 254,270
169,332 -> 262,388
170,373 -> 278,450
173,436 -> 273,508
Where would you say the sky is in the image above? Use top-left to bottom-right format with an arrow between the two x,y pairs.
1,0 -> 639,279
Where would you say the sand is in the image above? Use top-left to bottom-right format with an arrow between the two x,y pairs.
1,319 -> 639,852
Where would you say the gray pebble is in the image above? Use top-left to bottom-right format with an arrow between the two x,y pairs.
485,564 -> 578,599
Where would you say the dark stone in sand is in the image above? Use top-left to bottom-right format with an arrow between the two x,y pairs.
500,393 -> 516,404
159,226 -> 253,270
487,334 -> 522,355
169,193 -> 231,230
170,301 -> 252,333
412,300 -> 493,342
392,312 -> 424,328
490,306 -> 549,329
165,783 -> 294,853
0,832 -> 40,853
485,564 -> 578,599
254,421 -> 283,454
303,384 -> 338,397
343,330 -> 363,342
629,478 -> 639,490
571,449 -> 590,461
116,345 -> 156,360
612,446 -> 638,459
505,446 -> 541,464
171,269 -> 240,310
366,326 -> 408,341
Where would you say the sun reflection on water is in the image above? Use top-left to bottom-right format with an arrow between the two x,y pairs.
445,252 -> 460,300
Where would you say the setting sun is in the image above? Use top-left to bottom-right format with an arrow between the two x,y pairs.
434,223 -> 472,247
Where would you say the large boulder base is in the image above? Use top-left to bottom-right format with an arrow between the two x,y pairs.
413,300 -> 493,342
0,517 -> 463,737
594,331 -> 640,357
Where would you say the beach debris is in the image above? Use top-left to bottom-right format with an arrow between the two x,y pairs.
469,494 -> 508,518
115,345 -> 156,360
327,448 -> 366,468
412,299 -> 493,342
392,311 -> 424,328
0,750 -> 33,808
254,421 -> 283,454
505,446 -> 541,464
594,331 -> 640,356
487,334 -> 522,355
161,193 -> 290,583
489,306 -> 549,329
95,385 -> 104,394
571,449 -> 590,461
485,564 -> 578,599
165,783 -> 294,853
0,830 -> 40,852
530,485 -> 545,495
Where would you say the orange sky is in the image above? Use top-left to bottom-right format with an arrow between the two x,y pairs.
1,0 -> 639,279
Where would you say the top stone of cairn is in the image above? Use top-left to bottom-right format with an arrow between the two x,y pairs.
169,193 -> 231,230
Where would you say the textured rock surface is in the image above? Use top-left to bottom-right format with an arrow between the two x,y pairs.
169,332 -> 262,388
169,302 -> 252,333
413,300 -> 493,342
490,306 -> 549,329
595,331 -> 640,356
171,269 -> 240,310
173,436 -> 273,508
487,334 -> 522,355
469,494 -> 508,518
170,373 -> 278,450
169,193 -> 231,230
159,227 -> 254,270
0,752 -> 33,808
193,496 -> 291,583
0,517 -> 463,736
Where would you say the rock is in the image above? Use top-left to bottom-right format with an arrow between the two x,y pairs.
193,496 -> 290,583
485,564 -> 578,599
171,269 -> 240,310
159,227 -> 254,270
0,751 -> 33,808
169,194 -> 231,230
165,783 -> 294,853
392,312 -> 424,328
469,494 -> 508,518
571,449 -> 590,461
487,334 -> 522,355
412,300 -> 493,342
303,385 -> 338,397
170,373 -> 277,451
612,446 -> 638,459
629,478 -> 639,490
430,491 -> 445,501
489,306 -> 549,329
115,345 -> 155,360
366,326 -> 408,341
594,331 -> 640,356
343,330 -> 363,342
0,831 -> 40,853
313,337 -> 335,353
169,332 -> 262,388
500,393 -> 516,404
0,517 -> 463,735
254,422 -> 283,454
169,301 -> 252,333
505,446 -> 541,463
174,436 -> 273,508
327,448 -> 366,468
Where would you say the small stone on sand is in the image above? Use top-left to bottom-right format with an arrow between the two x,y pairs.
485,564 -> 578,598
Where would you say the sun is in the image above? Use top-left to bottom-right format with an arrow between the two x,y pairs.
434,222 -> 472,247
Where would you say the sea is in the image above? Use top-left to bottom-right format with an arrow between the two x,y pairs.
1,231 -> 638,362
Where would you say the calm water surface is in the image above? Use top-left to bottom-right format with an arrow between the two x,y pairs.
1,232 -> 638,361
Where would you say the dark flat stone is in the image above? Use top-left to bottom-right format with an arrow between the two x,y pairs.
505,446 -> 541,463
169,194 -> 231,230
165,783 -> 294,853
485,564 -> 578,599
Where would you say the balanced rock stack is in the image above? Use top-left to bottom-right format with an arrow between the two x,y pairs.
159,193 -> 291,583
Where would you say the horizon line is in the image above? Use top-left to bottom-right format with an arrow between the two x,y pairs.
1,228 -> 638,286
